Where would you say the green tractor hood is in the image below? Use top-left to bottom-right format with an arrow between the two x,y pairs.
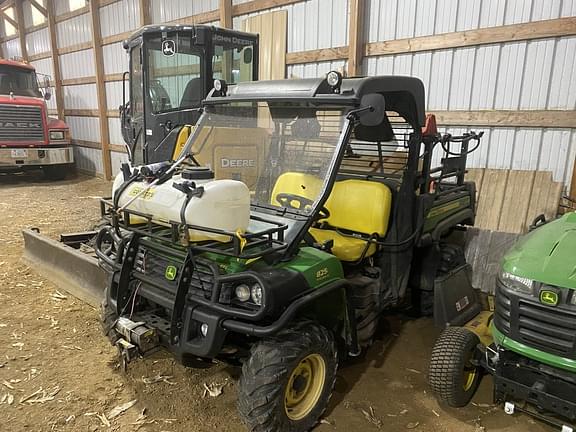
502,212 -> 576,289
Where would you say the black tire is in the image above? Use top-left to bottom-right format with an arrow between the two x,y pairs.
100,286 -> 120,345
428,326 -> 481,407
238,321 -> 338,432
42,165 -> 68,180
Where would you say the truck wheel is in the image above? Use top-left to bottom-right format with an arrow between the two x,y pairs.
238,322 -> 338,432
42,165 -> 67,180
428,326 -> 481,407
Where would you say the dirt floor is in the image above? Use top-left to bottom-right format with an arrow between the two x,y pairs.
0,171 -> 557,432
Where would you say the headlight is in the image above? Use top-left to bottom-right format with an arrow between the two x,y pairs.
250,283 -> 263,306
569,290 -> 576,306
50,130 -> 65,140
500,271 -> 533,294
235,284 -> 251,302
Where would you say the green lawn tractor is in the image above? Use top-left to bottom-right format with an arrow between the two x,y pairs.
96,72 -> 483,432
429,212 -> 576,431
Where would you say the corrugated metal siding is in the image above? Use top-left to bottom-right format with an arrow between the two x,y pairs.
67,116 -> 101,142
26,28 -> 51,56
365,39 -> 576,112
287,60 -> 347,79
111,150 -> 129,175
63,84 -> 98,109
30,58 -> 53,77
56,13 -> 92,48
108,117 -> 124,146
59,49 -> 96,79
2,39 -> 22,59
366,0 -> 576,42
432,127 -> 576,186
150,0 -> 218,23
105,81 -> 125,111
233,0 -> 348,53
74,146 -> 103,174
102,43 -> 129,75
100,0 -> 140,38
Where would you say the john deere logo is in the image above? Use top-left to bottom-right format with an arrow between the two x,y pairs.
540,290 -> 559,306
165,265 -> 178,281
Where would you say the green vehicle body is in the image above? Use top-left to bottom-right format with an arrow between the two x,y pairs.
493,211 -> 576,372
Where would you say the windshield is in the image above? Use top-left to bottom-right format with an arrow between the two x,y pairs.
188,102 -> 348,218
0,66 -> 41,97
146,35 -> 203,113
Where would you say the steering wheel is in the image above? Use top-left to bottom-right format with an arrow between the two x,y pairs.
275,193 -> 330,219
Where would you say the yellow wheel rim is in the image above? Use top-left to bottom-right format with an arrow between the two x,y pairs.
462,352 -> 477,391
284,354 -> 326,421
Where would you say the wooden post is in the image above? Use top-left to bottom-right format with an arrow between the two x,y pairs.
570,157 -> 576,201
219,0 -> 232,29
14,0 -> 27,60
89,0 -> 112,180
46,1 -> 65,121
29,0 -> 48,17
139,0 -> 150,26
347,0 -> 364,77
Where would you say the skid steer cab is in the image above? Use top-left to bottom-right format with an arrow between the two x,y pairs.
96,72 -> 483,432
119,25 -> 258,166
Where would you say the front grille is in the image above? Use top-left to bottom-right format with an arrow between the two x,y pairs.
133,247 -> 217,300
0,104 -> 44,142
495,282 -> 576,358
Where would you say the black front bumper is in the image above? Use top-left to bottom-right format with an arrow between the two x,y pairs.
487,347 -> 576,423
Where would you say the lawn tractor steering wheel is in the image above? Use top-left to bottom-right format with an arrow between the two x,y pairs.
275,193 -> 330,219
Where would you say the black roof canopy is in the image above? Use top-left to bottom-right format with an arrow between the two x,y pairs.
204,75 -> 426,127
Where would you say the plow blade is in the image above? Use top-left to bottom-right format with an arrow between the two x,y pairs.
22,228 -> 106,307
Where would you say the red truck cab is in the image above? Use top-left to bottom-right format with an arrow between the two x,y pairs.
0,58 -> 73,179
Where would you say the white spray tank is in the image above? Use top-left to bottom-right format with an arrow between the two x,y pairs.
112,166 -> 250,243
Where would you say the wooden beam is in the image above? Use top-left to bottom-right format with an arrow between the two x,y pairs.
29,0 -> 47,17
89,0 -> 112,180
173,10 -> 219,25
100,0 -> 123,7
62,76 -> 97,86
0,34 -> 18,43
286,46 -> 348,65
14,0 -> 28,60
46,0 -> 65,121
26,22 -> 48,33
0,8 -> 16,28
219,0 -> 232,28
139,0 -> 150,26
29,51 -> 51,61
58,41 -> 92,55
102,30 -> 132,46
232,0 -> 301,16
65,109 -> 100,117
571,157 -> 576,201
286,16 -> 576,66
347,0 -> 364,77
55,5 -> 89,23
0,1 -> 14,11
365,16 -> 576,57
434,110 -> 576,129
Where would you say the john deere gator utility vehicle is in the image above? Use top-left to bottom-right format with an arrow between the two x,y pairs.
96,72 -> 483,432
120,24 -> 258,165
429,213 -> 576,431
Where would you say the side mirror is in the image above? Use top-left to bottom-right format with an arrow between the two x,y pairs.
44,92 -> 52,101
359,93 -> 386,127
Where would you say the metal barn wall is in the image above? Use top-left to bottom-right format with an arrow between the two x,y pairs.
363,0 -> 576,187
2,0 -> 573,186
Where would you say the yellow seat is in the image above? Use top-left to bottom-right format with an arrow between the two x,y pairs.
270,172 -> 323,210
310,179 -> 392,262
